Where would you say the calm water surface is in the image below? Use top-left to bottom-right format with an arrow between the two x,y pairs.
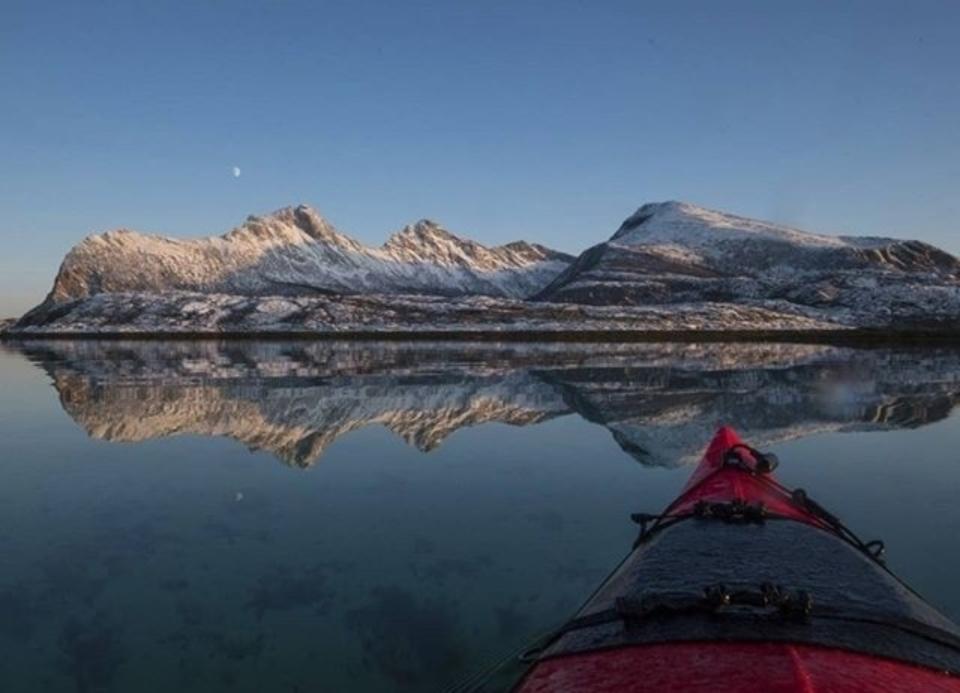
1,340 -> 960,692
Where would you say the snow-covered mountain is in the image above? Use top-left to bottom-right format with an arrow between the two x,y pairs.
535,201 -> 960,324
40,205 -> 574,307
536,202 -> 960,324
11,199 -> 960,334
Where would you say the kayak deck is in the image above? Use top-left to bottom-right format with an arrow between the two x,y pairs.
531,519 -> 960,675
512,426 -> 960,692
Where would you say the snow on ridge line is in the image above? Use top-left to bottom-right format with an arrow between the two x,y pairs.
612,200 -> 892,249
81,208 -> 559,264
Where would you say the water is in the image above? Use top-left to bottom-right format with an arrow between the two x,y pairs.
1,339 -> 960,692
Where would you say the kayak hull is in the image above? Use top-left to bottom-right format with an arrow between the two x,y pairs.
521,641 -> 960,693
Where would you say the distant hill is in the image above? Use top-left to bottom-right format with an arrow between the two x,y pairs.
535,201 -> 960,322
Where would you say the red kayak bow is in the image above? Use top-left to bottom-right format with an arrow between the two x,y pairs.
663,425 -> 830,526
510,426 -> 960,692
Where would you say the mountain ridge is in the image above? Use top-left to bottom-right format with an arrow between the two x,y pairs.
39,204 -> 575,309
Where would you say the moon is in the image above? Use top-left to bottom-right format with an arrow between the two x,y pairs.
232,166 -> 241,178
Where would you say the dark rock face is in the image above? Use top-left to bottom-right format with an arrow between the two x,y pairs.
8,290 -> 833,333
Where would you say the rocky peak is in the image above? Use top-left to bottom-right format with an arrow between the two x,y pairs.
613,201 -> 686,236
285,204 -> 341,241
75,228 -> 155,251
386,219 -> 464,245
611,200 -> 729,242
498,241 -> 575,263
232,204 -> 354,247
382,220 -> 488,265
608,200 -> 861,251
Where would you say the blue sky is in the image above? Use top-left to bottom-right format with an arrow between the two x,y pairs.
2,0 -> 958,315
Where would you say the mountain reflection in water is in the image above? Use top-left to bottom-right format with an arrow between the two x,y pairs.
11,339 -> 960,467
4,339 -> 960,692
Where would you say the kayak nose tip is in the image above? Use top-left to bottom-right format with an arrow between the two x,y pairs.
713,424 -> 742,444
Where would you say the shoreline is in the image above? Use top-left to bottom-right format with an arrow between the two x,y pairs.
5,328 -> 960,346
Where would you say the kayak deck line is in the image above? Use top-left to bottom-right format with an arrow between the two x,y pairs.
631,480 -> 887,566
628,432 -> 888,569
524,583 -> 960,663
489,426 -> 960,692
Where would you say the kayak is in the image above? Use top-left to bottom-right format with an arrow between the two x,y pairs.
514,426 -> 960,691
466,426 -> 960,692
